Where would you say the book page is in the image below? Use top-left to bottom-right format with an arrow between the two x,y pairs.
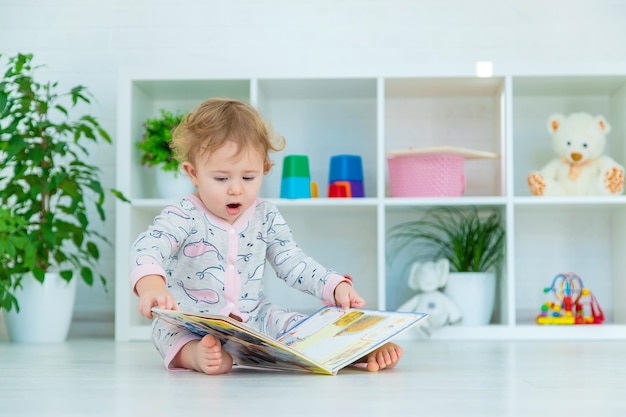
153,307 -> 426,375
151,308 -> 332,374
278,307 -> 426,371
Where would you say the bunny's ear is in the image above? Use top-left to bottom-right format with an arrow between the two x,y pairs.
435,258 -> 450,286
547,114 -> 565,134
595,115 -> 611,134
435,258 -> 450,275
407,261 -> 423,290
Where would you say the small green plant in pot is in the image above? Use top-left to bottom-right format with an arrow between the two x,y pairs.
137,108 -> 185,174
387,206 -> 505,273
136,109 -> 193,198
0,52 -> 127,323
387,206 -> 505,326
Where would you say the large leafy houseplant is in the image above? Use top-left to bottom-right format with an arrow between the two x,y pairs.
137,108 -> 185,174
387,206 -> 505,273
0,207 -> 30,311
0,52 -> 127,312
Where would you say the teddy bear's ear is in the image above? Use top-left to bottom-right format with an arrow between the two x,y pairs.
547,114 -> 565,133
595,115 -> 611,134
407,261 -> 423,290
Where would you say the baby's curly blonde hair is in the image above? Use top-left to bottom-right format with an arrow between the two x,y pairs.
172,98 -> 285,173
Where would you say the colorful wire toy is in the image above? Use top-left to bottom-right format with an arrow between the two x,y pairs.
536,272 -> 604,325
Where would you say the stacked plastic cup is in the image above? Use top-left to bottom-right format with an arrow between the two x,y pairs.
280,155 -> 312,199
328,154 -> 364,198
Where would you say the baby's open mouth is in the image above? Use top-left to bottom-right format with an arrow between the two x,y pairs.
226,203 -> 242,215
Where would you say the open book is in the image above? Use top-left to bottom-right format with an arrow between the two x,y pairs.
152,306 -> 427,375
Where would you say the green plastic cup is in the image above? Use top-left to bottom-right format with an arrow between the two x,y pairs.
282,155 -> 310,179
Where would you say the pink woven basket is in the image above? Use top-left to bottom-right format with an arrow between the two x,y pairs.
387,153 -> 466,197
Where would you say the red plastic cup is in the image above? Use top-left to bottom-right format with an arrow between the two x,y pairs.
328,183 -> 349,198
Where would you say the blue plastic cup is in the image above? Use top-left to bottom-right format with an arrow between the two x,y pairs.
280,177 -> 312,199
329,154 -> 363,182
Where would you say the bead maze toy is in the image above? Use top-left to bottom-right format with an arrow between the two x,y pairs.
536,272 -> 604,325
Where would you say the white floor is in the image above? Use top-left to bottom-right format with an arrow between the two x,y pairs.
1,339 -> 625,417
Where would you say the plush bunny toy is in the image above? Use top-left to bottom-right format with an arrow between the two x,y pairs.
397,258 -> 462,337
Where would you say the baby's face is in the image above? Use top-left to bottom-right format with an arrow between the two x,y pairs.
184,141 -> 265,224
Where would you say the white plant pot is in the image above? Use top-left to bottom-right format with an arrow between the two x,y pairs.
444,272 -> 496,326
6,272 -> 77,343
155,169 -> 195,199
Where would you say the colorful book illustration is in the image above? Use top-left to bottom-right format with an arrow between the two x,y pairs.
152,306 -> 427,375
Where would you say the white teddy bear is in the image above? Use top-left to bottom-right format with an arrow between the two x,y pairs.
527,112 -> 624,196
397,259 -> 462,337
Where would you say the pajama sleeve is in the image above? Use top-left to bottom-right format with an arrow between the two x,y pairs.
263,207 -> 350,304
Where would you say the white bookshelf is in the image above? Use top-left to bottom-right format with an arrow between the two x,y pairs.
115,69 -> 626,341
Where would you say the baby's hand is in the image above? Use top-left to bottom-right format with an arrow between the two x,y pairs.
138,289 -> 179,319
135,275 -> 179,319
334,282 -> 366,310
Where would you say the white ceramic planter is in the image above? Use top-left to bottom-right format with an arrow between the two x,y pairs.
6,272 -> 77,343
155,169 -> 195,199
444,272 -> 496,326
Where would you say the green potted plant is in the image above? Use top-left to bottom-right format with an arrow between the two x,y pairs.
137,108 -> 185,173
137,108 -> 193,198
387,206 -> 505,326
0,52 -> 127,342
0,207 -> 29,312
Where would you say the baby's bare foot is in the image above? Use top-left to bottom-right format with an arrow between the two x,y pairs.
354,342 -> 403,372
194,334 -> 233,375
172,334 -> 233,375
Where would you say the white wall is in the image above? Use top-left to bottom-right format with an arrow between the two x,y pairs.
1,0 -> 625,339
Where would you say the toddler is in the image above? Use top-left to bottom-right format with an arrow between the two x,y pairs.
130,98 -> 402,374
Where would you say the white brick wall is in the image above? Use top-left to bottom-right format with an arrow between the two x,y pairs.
1,0 -> 625,338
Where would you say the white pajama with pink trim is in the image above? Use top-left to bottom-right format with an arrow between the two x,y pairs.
130,195 -> 348,369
